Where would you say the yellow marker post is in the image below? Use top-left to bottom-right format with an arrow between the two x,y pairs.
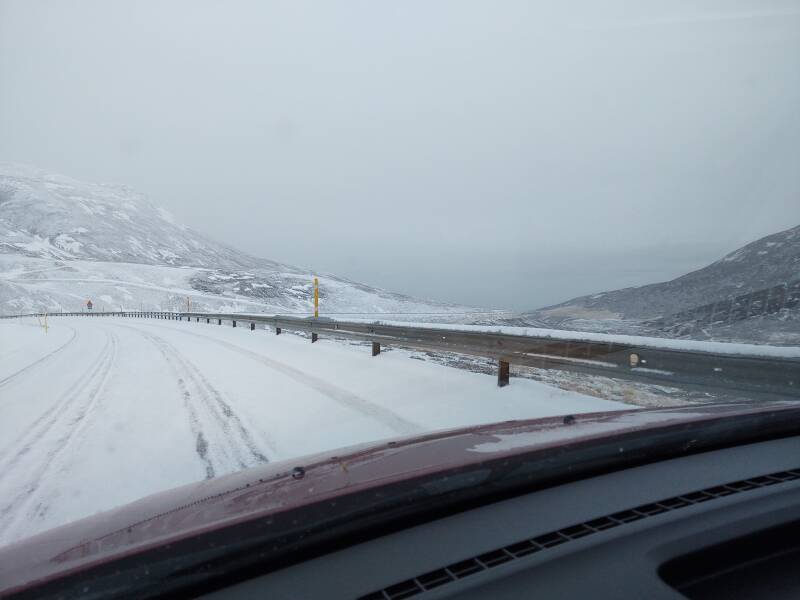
313,277 -> 319,318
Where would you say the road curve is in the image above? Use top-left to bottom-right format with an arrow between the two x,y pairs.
0,316 -> 626,548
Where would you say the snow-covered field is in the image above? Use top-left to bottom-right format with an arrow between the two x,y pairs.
0,316 -> 628,548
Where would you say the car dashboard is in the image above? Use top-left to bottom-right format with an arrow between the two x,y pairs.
202,435 -> 800,599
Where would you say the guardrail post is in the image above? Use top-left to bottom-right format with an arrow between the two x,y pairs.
233,320 -> 237,328
276,327 -> 281,335
311,332 -> 318,343
372,342 -> 381,356
498,360 -> 510,387
206,318 -> 210,324
250,322 -> 255,331
218,318 -> 222,325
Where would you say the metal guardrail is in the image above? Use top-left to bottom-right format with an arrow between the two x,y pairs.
2,310 -> 799,398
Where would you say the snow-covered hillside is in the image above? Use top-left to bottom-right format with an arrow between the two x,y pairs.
521,225 -> 800,344
0,163 -> 471,318
0,164 -> 266,268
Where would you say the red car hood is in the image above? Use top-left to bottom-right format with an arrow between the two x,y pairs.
1,402 -> 798,596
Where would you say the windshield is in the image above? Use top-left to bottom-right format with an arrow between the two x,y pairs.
0,0 -> 798,559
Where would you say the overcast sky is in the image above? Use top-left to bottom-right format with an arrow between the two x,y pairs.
1,1 -> 799,310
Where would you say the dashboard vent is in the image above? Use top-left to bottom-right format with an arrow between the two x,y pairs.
358,468 -> 800,600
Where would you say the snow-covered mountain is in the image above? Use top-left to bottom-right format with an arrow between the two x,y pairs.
521,225 -> 800,344
0,163 -> 283,270
0,163 -> 471,318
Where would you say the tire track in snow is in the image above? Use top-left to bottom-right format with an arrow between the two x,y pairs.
113,324 -> 272,479
0,326 -> 78,390
0,331 -> 118,539
0,330 -> 112,474
141,324 -> 424,436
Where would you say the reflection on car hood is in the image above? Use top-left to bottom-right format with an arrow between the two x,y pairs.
0,401 -> 797,596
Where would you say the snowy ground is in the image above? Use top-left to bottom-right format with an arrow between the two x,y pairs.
0,254 -> 483,321
0,316 -> 629,548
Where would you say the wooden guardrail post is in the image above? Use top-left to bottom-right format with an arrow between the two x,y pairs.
206,318 -> 210,324
218,318 -> 222,325
498,360 -> 510,387
233,320 -> 237,328
250,322 -> 255,331
372,342 -> 381,356
276,327 -> 281,335
311,332 -> 318,343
